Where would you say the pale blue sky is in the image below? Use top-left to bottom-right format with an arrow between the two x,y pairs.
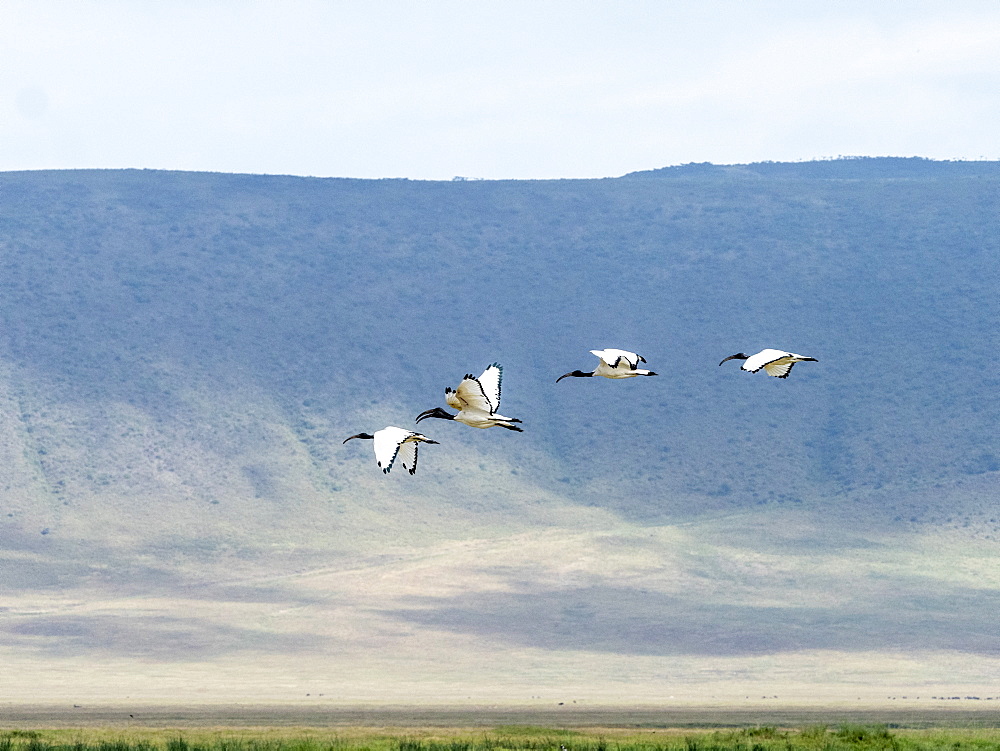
3,1 -> 999,179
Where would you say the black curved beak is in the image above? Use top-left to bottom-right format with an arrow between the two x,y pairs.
417,407 -> 454,423
719,353 -> 745,366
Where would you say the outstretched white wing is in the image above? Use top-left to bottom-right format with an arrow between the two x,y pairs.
397,440 -> 419,475
762,357 -> 796,378
444,388 -> 464,411
475,363 -> 503,413
742,349 -> 788,373
591,348 -> 644,371
373,427 -> 412,474
454,363 -> 502,414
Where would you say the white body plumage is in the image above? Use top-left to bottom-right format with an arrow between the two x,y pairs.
557,349 -> 658,382
342,426 -> 438,475
719,348 -> 818,378
417,363 -> 523,431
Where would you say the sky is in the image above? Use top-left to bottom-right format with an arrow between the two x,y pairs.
2,1 -> 1000,180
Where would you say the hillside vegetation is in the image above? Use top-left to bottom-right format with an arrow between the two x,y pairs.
0,160 -> 998,695
3,162 -> 998,527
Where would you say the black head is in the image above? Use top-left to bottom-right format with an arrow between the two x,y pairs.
415,407 -> 455,423
719,353 -> 749,366
556,370 -> 592,383
343,432 -> 374,443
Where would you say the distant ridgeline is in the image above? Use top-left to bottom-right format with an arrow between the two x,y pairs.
625,156 -> 1000,179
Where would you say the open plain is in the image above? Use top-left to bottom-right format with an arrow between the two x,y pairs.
3,704 -> 1000,729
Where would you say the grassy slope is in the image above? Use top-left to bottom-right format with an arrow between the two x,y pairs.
0,165 -> 999,700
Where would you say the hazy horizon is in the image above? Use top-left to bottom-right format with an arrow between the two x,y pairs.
3,2 -> 1000,180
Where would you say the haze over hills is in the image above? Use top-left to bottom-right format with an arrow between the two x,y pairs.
0,159 -> 998,703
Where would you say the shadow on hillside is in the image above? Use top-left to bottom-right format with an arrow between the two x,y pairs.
0,533 -> 324,604
382,582 -> 1000,656
0,613 -> 323,659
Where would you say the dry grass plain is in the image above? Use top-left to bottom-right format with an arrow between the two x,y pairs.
3,706 -> 1000,751
3,704 -> 1000,730
5,514 -> 1000,709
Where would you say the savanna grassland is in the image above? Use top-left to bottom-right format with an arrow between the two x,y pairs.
4,721 -> 1000,751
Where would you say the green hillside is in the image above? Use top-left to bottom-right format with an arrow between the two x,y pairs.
0,162 -> 998,702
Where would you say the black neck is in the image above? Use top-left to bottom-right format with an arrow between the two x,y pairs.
557,370 -> 593,382
343,432 -> 374,443
416,407 -> 456,423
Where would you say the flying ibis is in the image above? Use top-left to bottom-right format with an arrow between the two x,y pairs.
416,362 -> 523,431
718,348 -> 818,378
342,426 -> 439,475
556,349 -> 658,382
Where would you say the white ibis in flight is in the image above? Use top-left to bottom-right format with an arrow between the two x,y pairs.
416,362 -> 523,431
556,349 -> 658,382
719,348 -> 818,378
343,426 -> 439,475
